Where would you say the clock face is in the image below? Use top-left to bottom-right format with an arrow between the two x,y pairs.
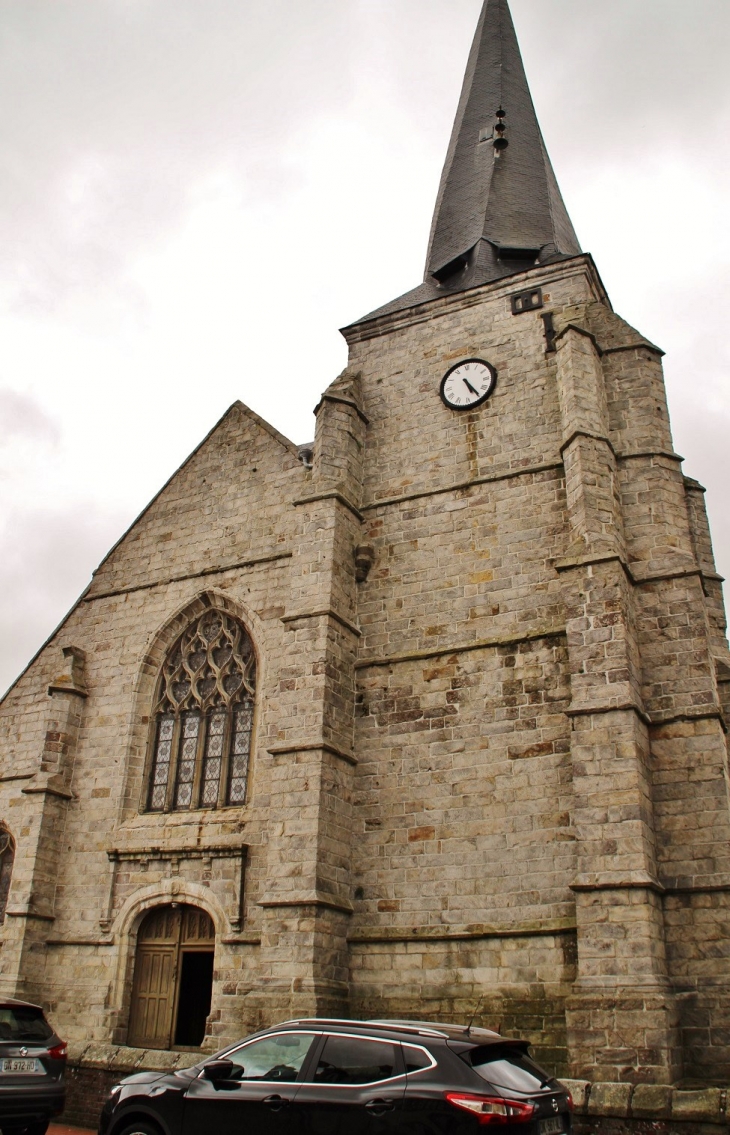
440,358 -> 497,411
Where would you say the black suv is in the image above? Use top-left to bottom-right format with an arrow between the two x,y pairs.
99,1018 -> 572,1135
0,997 -> 67,1135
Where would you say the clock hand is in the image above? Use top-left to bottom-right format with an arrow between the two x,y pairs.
463,378 -> 479,396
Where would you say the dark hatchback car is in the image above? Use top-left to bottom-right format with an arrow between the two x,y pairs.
0,997 -> 67,1135
99,1018 -> 572,1135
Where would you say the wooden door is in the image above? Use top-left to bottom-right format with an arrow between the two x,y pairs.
128,906 -> 181,1048
128,905 -> 215,1050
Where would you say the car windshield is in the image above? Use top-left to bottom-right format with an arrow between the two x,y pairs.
465,1045 -> 554,1094
0,1007 -> 54,1043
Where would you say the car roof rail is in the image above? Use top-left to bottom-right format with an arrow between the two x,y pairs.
276,1018 -> 394,1032
366,1020 -> 452,1038
271,1017 -> 500,1041
273,1017 -> 450,1038
368,1019 -> 501,1039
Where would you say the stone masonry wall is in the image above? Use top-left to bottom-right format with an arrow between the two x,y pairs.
0,249 -> 729,1105
0,401 -> 311,1046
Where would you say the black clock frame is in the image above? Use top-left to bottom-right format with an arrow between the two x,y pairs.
439,357 -> 498,411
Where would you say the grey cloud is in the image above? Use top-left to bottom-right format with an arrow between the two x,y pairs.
0,0 -> 361,312
0,389 -> 60,445
0,503 -> 128,697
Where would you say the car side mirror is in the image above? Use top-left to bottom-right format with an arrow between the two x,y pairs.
203,1059 -> 237,1082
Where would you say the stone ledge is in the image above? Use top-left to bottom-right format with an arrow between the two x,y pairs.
67,1042 -> 203,1073
560,1079 -> 727,1124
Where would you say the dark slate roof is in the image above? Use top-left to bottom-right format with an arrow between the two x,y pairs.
347,0 -> 581,328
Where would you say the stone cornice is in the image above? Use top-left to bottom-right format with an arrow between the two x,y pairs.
268,741 -> 357,766
348,916 -> 576,944
571,874 -> 665,895
84,552 -> 292,603
355,626 -> 566,669
47,684 -> 87,699
5,909 -> 55,922
362,461 -> 562,512
555,322 -> 604,356
107,843 -> 247,863
22,778 -> 74,801
560,428 -> 615,458
314,394 -> 369,425
46,938 -> 114,947
362,448 -> 684,516
556,548 -> 719,589
341,255 -> 609,344
566,701 -> 652,727
293,491 -> 364,522
259,892 -> 354,914
281,608 -> 361,638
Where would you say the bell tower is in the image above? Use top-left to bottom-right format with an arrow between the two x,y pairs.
338,0 -> 730,1085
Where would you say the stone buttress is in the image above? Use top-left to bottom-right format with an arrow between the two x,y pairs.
255,371 -> 366,1018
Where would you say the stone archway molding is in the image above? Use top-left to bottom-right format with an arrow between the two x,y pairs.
108,880 -> 228,1039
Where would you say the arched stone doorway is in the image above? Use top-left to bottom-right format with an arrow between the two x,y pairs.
128,904 -> 215,1050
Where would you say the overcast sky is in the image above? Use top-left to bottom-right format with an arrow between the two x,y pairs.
1,0 -> 729,695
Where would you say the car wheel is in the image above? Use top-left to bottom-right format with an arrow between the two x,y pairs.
118,1122 -> 162,1135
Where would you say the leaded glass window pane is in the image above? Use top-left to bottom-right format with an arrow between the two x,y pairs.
227,698 -> 253,805
148,608 -> 256,813
174,712 -> 200,808
201,711 -> 226,807
149,713 -> 175,811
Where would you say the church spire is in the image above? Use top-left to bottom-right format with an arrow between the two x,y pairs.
347,0 -> 582,326
425,0 -> 580,287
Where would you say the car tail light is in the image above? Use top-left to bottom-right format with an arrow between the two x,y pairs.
48,1042 -> 67,1061
445,1092 -> 536,1125
566,1091 -> 574,1112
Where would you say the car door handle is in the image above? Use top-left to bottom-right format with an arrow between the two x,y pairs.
365,1099 -> 395,1115
263,1095 -> 290,1112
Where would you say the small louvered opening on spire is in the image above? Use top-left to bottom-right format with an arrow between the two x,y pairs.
495,246 -> 540,263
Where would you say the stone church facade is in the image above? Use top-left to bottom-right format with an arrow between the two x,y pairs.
1,0 -> 729,1093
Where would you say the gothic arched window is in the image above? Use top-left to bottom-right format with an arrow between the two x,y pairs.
147,610 -> 256,812
0,827 -> 15,924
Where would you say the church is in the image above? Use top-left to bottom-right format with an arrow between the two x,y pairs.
1,0 -> 729,1099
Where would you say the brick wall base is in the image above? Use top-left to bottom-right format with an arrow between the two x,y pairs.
64,1065 -> 119,1129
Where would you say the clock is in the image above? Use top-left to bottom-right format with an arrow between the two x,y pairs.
440,358 -> 497,411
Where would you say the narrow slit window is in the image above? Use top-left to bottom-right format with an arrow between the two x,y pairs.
201,710 -> 226,806
149,713 -> 175,811
175,712 -> 201,808
227,698 -> 253,805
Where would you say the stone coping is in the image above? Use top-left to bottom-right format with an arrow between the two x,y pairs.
67,1041 -> 208,1073
65,1048 -> 728,1124
562,1079 -> 728,1123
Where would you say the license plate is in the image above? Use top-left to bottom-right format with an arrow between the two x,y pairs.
0,1058 -> 42,1074
539,1118 -> 565,1135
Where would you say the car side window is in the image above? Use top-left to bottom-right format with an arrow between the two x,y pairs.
402,1044 -> 433,1073
227,1032 -> 316,1082
312,1035 -> 398,1085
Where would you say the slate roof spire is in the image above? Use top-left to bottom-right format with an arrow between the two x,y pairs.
349,0 -> 581,325
426,0 -> 580,286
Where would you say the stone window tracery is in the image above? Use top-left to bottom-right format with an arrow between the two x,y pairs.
147,610 -> 256,812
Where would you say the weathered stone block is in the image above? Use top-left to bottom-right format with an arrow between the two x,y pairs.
587,1082 -> 632,1117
